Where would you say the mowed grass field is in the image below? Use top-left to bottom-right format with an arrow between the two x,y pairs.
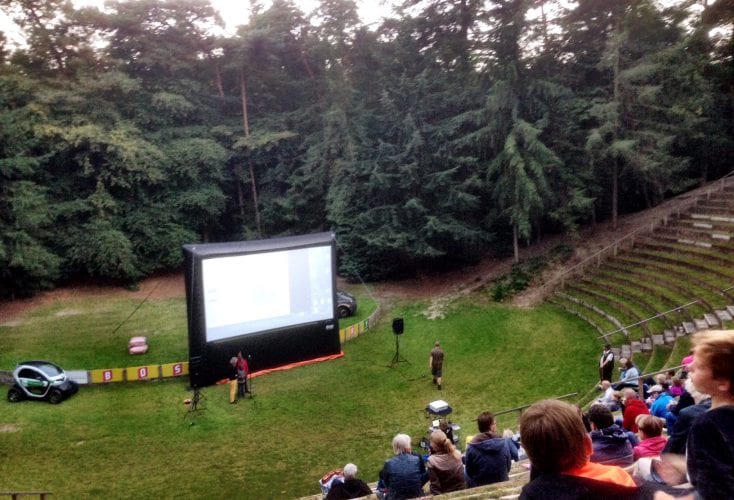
0,285 -> 600,499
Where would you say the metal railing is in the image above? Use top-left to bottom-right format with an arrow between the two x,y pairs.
494,392 -> 578,417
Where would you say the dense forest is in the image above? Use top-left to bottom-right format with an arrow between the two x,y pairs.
1,0 -> 732,298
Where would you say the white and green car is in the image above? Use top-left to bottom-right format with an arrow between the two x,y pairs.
7,361 -> 79,404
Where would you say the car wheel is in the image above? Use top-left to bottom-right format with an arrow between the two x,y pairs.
337,306 -> 350,318
48,389 -> 63,404
7,387 -> 23,403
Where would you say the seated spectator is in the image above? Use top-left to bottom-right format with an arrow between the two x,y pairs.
662,379 -> 711,455
669,377 -> 684,397
613,358 -> 640,390
518,399 -> 638,499
378,433 -> 427,500
464,411 -> 512,487
652,330 -> 734,500
426,430 -> 466,495
596,380 -> 620,411
326,463 -> 373,500
633,415 -> 667,460
649,383 -> 674,418
587,404 -> 634,466
438,419 -> 454,445
621,388 -> 649,433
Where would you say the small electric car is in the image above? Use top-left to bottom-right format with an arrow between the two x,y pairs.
7,361 -> 79,404
336,290 -> 358,318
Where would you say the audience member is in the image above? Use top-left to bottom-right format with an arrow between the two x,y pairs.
378,434 -> 427,500
587,404 -> 634,466
669,377 -> 684,397
622,388 -> 650,433
662,379 -> 711,455
464,411 -> 512,487
326,463 -> 373,500
426,430 -> 466,495
649,383 -> 674,418
653,330 -> 734,500
633,415 -> 667,460
518,399 -> 638,499
596,380 -> 620,411
614,358 -> 640,390
599,344 -> 615,383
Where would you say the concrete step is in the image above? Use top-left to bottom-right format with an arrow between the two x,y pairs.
712,233 -> 731,241
716,310 -> 733,322
664,330 -> 676,343
641,338 -> 652,351
684,322 -> 697,334
631,341 -> 643,353
727,305 -> 734,316
694,318 -> 709,330
704,313 -> 720,327
652,334 -> 665,346
621,345 -> 631,359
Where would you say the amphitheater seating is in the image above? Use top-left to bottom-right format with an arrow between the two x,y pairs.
551,175 -> 734,357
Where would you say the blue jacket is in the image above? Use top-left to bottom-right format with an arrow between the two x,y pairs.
589,424 -> 634,466
379,452 -> 427,500
464,433 -> 512,487
650,393 -> 674,418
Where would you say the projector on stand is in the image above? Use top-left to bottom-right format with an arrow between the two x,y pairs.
428,399 -> 450,413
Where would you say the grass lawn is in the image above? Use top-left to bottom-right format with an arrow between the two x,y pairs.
0,290 -> 600,499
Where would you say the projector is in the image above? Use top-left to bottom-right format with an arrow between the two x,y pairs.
428,400 -> 449,413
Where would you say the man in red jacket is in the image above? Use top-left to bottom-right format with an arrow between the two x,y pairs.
622,388 -> 649,433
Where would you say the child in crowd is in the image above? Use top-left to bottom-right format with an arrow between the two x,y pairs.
518,399 -> 638,499
633,415 -> 667,460
653,330 -> 734,500
669,377 -> 684,397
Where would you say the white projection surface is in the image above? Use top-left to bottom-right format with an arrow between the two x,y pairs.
201,245 -> 334,342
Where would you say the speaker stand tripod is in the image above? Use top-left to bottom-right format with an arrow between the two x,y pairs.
390,334 -> 409,367
184,387 -> 205,424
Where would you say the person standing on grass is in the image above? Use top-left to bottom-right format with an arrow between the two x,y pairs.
236,351 -> 249,398
429,341 -> 444,390
600,344 -> 615,383
227,357 -> 239,404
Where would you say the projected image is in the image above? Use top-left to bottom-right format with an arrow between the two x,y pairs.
202,245 -> 334,342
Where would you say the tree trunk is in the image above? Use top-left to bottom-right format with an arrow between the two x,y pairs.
611,17 -> 622,230
240,71 -> 261,235
513,222 -> 520,263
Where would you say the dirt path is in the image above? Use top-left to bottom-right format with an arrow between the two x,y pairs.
0,181 -> 709,324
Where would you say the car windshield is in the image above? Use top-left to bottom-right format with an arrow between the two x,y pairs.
35,363 -> 63,377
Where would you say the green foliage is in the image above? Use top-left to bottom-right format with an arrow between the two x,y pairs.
0,0 -> 732,294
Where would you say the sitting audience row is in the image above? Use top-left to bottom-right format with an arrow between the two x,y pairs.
325,329 -> 734,499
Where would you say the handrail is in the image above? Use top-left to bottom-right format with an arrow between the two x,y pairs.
597,300 -> 699,339
538,171 -> 734,300
494,393 -> 578,417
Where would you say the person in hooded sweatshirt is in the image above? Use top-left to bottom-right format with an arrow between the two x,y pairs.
325,463 -> 373,500
587,404 -> 634,466
426,430 -> 466,494
464,411 -> 512,487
